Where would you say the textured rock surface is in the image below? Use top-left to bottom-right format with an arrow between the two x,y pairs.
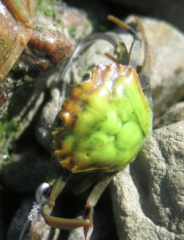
7,198 -> 60,240
154,102 -> 184,128
111,121 -> 184,240
35,87 -> 62,151
0,145 -> 50,193
140,17 -> 184,117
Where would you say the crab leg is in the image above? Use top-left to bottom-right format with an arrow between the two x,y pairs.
41,174 -> 90,230
83,172 -> 118,240
42,171 -> 117,238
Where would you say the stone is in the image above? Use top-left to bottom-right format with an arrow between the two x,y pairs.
0,146 -> 50,193
154,102 -> 184,128
7,198 -> 60,240
111,121 -> 184,240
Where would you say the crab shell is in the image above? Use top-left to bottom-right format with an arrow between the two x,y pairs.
52,63 -> 152,173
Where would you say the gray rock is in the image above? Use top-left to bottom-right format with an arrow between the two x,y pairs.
110,121 -> 184,240
35,87 -> 62,151
138,17 -> 184,117
154,102 -> 184,128
0,75 -> 45,167
8,198 -> 34,240
7,198 -> 60,240
1,146 -> 50,193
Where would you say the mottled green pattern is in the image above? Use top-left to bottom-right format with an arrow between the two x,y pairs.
59,68 -> 152,172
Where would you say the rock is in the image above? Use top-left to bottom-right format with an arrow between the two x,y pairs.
7,198 -> 34,240
110,121 -> 184,240
7,198 -> 60,240
35,87 -> 61,151
0,146 -> 50,193
138,17 -> 184,117
34,2 -> 94,151
28,1 -> 93,67
154,102 -> 184,128
0,58 -> 55,168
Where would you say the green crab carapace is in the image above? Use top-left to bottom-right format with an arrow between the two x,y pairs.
52,64 -> 152,173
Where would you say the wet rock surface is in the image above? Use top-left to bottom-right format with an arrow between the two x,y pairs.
0,1 -> 184,240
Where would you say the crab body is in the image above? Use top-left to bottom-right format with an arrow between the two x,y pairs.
52,64 -> 152,173
39,15 -> 152,240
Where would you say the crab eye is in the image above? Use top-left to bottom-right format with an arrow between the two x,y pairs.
82,73 -> 91,81
53,113 -> 63,128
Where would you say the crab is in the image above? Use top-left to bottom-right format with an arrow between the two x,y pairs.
37,15 -> 152,240
0,0 -> 39,83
